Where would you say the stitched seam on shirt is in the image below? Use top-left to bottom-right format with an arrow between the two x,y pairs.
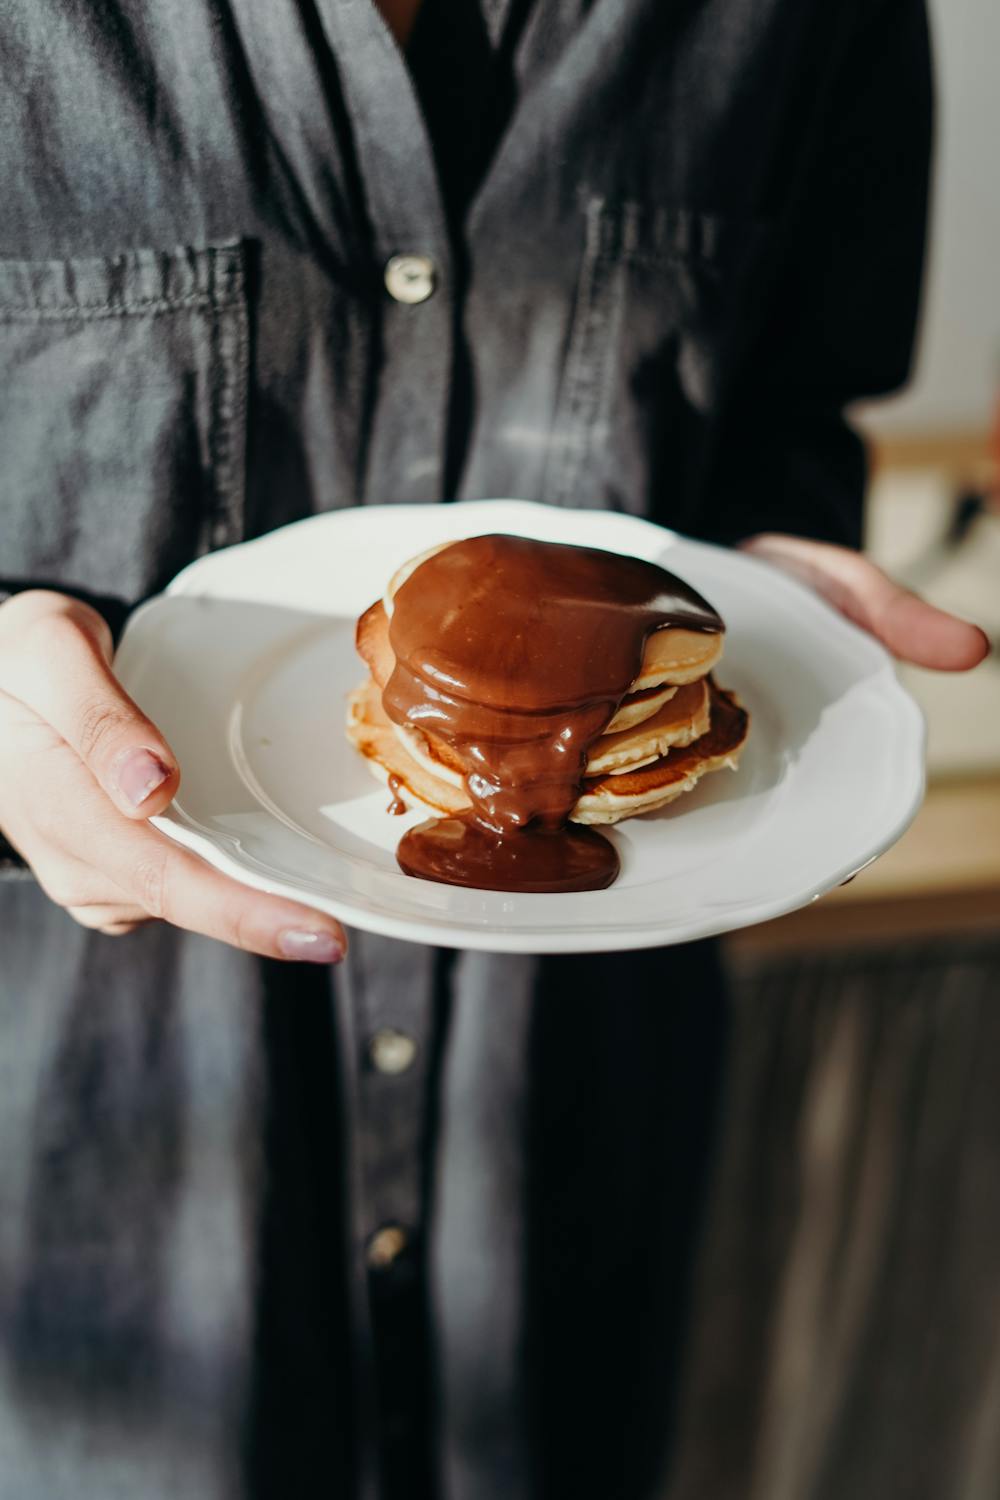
0,295 -> 242,320
207,293 -> 249,549
590,195 -> 762,269
604,252 -> 726,275
547,234 -> 617,509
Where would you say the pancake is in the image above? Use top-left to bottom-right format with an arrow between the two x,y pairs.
349,534 -> 743,890
606,680 -> 679,734
356,599 -> 395,689
573,682 -> 749,823
357,595 -> 705,723
629,625 -> 723,688
385,676 -> 709,787
384,541 -> 452,607
380,539 -> 724,689
586,679 -> 710,774
346,674 -> 748,826
346,675 -> 467,818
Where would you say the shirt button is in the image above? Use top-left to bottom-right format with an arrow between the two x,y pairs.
384,254 -> 436,304
369,1027 -> 417,1075
367,1224 -> 409,1271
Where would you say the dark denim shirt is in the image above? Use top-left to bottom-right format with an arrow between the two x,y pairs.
0,2 -> 933,1497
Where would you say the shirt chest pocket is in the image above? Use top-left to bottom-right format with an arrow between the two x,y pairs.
0,241 -> 249,603
541,201 -> 771,521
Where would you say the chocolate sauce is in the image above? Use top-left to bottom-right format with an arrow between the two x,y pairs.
386,774 -> 407,816
397,818 -> 619,892
383,535 -> 722,892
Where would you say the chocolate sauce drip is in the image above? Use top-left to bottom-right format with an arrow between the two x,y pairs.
386,774 -> 407,816
383,535 -> 722,892
396,818 -> 619,892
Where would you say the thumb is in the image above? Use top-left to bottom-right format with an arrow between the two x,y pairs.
0,590 -> 180,817
739,534 -> 991,672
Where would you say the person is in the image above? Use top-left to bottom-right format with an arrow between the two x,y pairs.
0,1 -> 990,1496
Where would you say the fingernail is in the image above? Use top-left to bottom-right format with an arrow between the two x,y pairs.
278,929 -> 344,964
117,749 -> 171,807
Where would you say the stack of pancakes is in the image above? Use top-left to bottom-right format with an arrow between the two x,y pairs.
346,542 -> 749,825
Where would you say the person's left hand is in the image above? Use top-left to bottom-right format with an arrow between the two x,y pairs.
739,533 -> 991,671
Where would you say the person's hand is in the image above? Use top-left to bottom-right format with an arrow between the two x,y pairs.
0,590 -> 347,958
739,533 -> 990,670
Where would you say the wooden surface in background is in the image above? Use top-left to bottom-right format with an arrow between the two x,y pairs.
868,427 -> 994,487
728,776 -> 1000,956
728,435 -> 999,957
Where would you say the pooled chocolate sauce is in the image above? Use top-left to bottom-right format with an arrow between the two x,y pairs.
384,534 -> 722,892
396,818 -> 620,892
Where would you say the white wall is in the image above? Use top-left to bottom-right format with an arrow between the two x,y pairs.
861,0 -> 1000,435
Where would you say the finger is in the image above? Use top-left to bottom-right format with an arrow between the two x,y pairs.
0,721 -> 340,960
4,811 -> 141,911
0,592 -> 180,817
66,903 -> 151,935
740,534 -> 991,672
109,819 -> 347,962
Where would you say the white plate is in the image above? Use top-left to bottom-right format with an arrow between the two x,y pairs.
114,501 -> 925,953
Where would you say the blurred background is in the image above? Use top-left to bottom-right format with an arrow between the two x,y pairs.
725,0 -> 999,992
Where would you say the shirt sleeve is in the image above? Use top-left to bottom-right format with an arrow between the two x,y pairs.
693,0 -> 933,551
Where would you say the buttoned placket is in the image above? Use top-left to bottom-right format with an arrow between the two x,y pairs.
335,931 -> 444,1499
318,2 -> 456,507
240,1 -> 524,1488
308,9 -> 460,1491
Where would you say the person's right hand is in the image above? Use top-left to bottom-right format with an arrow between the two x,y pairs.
0,590 -> 347,961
